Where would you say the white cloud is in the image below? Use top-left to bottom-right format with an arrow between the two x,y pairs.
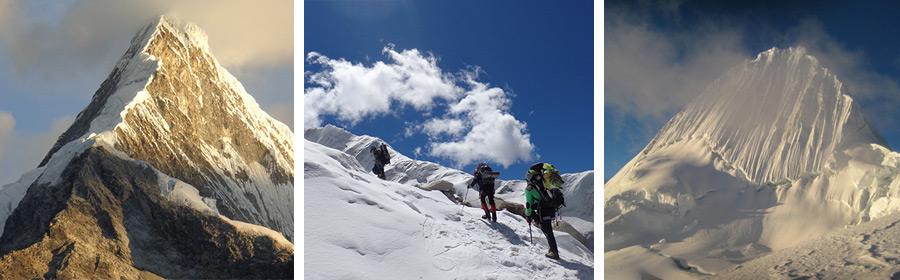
305,45 -> 459,127
422,119 -> 466,138
305,45 -> 535,168
427,73 -> 535,168
0,114 -> 74,185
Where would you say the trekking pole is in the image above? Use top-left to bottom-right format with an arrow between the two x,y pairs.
528,221 -> 533,244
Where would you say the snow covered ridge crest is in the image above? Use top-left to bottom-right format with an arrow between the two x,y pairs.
644,46 -> 888,185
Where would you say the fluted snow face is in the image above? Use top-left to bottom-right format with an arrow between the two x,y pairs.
646,47 -> 887,184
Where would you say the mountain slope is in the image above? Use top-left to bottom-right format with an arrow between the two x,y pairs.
634,46 -> 887,185
305,125 -> 595,248
714,211 -> 900,279
304,126 -> 594,278
37,15 -> 293,240
605,46 -> 900,277
0,15 -> 292,278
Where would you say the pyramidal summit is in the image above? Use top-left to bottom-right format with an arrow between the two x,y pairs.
605,47 -> 900,279
0,15 -> 293,279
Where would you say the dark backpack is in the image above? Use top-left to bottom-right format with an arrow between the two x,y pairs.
478,164 -> 499,186
545,188 -> 565,209
381,143 -> 391,164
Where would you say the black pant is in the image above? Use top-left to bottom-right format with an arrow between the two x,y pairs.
479,188 -> 495,209
540,217 -> 558,255
372,162 -> 385,179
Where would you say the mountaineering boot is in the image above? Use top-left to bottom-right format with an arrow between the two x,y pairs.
545,251 -> 559,260
482,214 -> 490,220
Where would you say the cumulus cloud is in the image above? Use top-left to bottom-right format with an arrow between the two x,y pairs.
0,0 -> 291,82
305,46 -> 535,168
305,45 -> 459,127
0,114 -> 74,185
426,71 -> 535,168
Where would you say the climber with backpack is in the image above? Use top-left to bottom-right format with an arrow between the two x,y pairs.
369,143 -> 391,180
524,162 -> 565,260
469,162 -> 501,222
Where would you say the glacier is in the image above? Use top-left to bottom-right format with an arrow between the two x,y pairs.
305,125 -> 595,279
605,46 -> 900,278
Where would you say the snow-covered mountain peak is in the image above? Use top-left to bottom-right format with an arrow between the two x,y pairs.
28,15 -> 293,239
0,15 -> 292,278
605,46 -> 900,278
642,46 -> 887,185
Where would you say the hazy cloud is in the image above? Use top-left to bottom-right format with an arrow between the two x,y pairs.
264,103 -> 294,132
786,19 -> 900,132
0,114 -> 74,185
0,0 -> 291,83
605,9 -> 749,124
605,4 -> 900,152
305,46 -> 535,167
0,111 -> 14,162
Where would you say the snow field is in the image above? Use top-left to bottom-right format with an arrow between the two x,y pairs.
304,139 -> 593,279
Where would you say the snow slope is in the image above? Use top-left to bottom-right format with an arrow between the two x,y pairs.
304,127 -> 594,279
305,125 -> 595,249
715,211 -> 900,279
605,46 -> 900,278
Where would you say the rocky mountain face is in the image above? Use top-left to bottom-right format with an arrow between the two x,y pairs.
0,15 -> 293,278
42,15 -> 293,241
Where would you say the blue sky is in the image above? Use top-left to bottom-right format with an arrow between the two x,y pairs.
605,0 -> 900,181
305,1 -> 594,180
0,0 -> 292,185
